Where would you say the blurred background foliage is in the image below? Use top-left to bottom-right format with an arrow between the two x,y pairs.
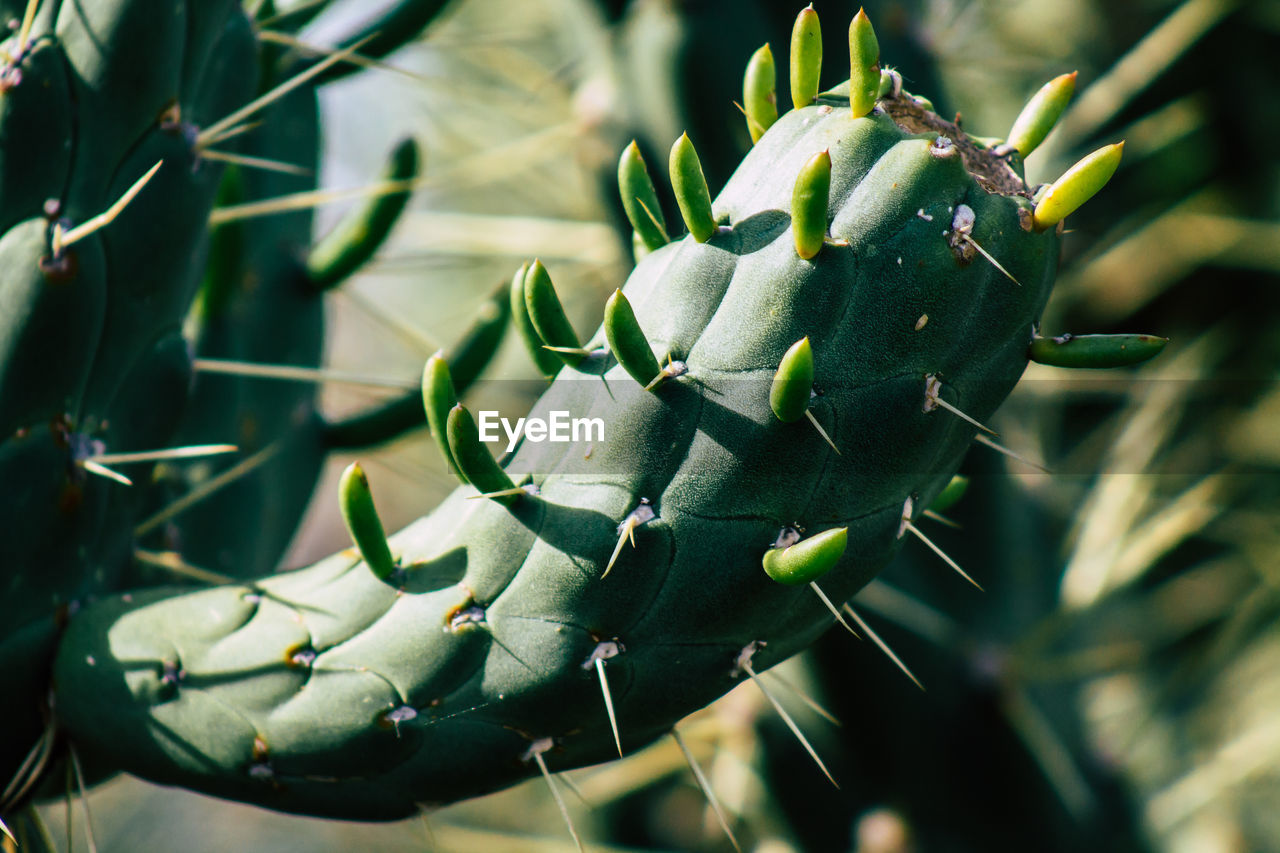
32,0 -> 1280,849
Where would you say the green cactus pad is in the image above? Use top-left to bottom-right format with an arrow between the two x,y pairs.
53,21 -> 1072,820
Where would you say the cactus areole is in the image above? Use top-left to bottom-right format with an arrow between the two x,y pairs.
46,9 -> 1131,822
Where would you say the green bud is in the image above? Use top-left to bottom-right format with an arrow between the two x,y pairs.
792,150 -> 831,260
848,8 -> 880,118
604,289 -> 660,388
1007,71 -> 1077,157
338,463 -> 397,581
669,133 -> 716,243
743,43 -> 778,143
618,141 -> 668,253
1033,141 -> 1124,231
446,404 -> 518,503
763,527 -> 848,585
770,337 -> 814,423
790,5 -> 822,110
1029,332 -> 1167,368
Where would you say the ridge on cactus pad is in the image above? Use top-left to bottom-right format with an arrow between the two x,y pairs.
30,4 -> 1159,835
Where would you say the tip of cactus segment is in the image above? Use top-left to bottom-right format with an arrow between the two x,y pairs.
762,527 -> 848,586
1033,141 -> 1124,231
1029,332 -> 1168,368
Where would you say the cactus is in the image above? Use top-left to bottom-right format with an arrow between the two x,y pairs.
0,0 -> 458,822
31,6 -> 1165,833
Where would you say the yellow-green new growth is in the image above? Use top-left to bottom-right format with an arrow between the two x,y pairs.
1029,332 -> 1167,368
763,527 -> 849,585
1033,142 -> 1124,230
446,404 -> 517,503
604,289 -> 660,388
770,336 -> 814,423
669,133 -> 716,243
792,150 -> 831,260
510,262 -> 563,380
339,463 -> 396,581
743,44 -> 778,143
618,141 -> 668,253
848,8 -> 880,118
422,353 -> 464,482
790,4 -> 822,109
1006,71 -> 1077,157
523,260 -> 583,367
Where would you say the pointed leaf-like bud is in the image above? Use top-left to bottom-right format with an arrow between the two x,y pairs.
1007,71 -> 1077,157
792,150 -> 831,259
763,527 -> 848,585
669,133 -> 716,243
338,463 -> 397,580
524,260 -> 582,366
848,8 -> 880,118
422,352 -> 465,483
790,4 -> 822,109
1033,141 -> 1124,231
1029,332 -> 1167,368
770,337 -> 815,423
618,141 -> 668,252
743,43 -> 778,143
446,404 -> 518,503
604,289 -> 661,388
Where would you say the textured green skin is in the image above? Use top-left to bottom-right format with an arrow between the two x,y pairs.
0,0 -> 256,796
53,87 -> 1060,819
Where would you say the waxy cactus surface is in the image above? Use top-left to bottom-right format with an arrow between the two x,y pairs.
46,7 -> 1134,821
0,5 -> 1163,841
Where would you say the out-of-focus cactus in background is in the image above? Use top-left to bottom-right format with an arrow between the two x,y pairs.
2,0 -> 1277,851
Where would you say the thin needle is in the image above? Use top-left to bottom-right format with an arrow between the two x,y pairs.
196,37 -> 372,148
198,149 -> 312,176
80,460 -> 132,486
133,549 -> 235,586
134,441 -> 283,537
743,661 -> 838,788
974,433 -> 1051,473
595,657 -> 623,758
810,582 -> 860,637
671,727 -> 742,853
843,604 -> 925,691
67,745 -> 99,853
86,444 -> 237,466
53,161 -> 163,253
531,750 -> 585,853
902,520 -> 984,591
804,410 -> 842,454
193,358 -> 416,390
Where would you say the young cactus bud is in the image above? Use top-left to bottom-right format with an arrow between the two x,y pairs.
848,8 -> 880,118
423,352 -> 465,483
1006,71 -> 1077,158
618,141 -> 668,253
523,260 -> 582,367
770,337 -> 814,423
743,44 -> 778,143
928,475 -> 969,514
510,262 -> 563,380
792,150 -> 831,260
669,133 -> 716,243
790,4 -> 822,109
763,527 -> 848,585
1033,142 -> 1124,231
338,463 -> 397,581
306,137 -> 419,290
604,289 -> 661,388
1029,332 -> 1167,368
446,404 -> 518,503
